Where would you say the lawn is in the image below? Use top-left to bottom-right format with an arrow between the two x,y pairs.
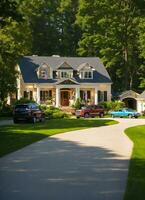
124,124 -> 145,200
0,118 -> 117,157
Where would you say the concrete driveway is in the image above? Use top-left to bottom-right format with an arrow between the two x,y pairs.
0,118 -> 144,200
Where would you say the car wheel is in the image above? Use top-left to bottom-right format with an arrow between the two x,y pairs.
99,113 -> 104,118
32,116 -> 36,123
111,114 -> 114,118
39,116 -> 45,122
128,114 -> 132,118
76,116 -> 80,119
84,113 -> 90,118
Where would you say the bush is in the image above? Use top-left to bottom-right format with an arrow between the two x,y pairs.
14,98 -> 35,105
40,105 -> 70,119
0,104 -> 13,117
73,98 -> 81,109
52,111 -> 69,119
101,101 -> 125,112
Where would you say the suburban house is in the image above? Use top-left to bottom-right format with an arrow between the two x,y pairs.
16,56 -> 112,107
119,90 -> 145,113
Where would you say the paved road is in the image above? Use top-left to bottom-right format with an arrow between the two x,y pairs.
0,118 -> 144,200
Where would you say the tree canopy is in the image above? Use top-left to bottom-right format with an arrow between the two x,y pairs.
0,0 -> 145,102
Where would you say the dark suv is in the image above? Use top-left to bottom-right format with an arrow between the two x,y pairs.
75,105 -> 105,118
13,103 -> 45,123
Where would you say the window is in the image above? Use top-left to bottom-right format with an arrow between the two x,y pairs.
84,71 -> 92,79
40,91 -> 49,101
40,69 -> 47,79
23,91 -> 33,100
80,90 -> 91,101
98,90 -> 108,102
40,90 -> 52,102
61,71 -> 72,78
80,71 -> 93,79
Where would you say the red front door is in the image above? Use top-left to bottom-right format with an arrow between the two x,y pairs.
61,91 -> 69,106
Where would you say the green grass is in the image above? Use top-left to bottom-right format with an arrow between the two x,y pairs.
124,125 -> 145,200
0,118 -> 117,157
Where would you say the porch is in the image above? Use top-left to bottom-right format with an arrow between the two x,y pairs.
20,86 -> 110,107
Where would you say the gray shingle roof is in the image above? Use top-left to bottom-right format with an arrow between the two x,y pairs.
19,56 -> 112,84
138,91 -> 145,98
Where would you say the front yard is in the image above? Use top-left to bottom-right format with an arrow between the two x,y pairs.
124,125 -> 145,200
0,118 -> 117,157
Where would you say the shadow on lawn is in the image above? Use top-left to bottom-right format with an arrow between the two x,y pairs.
0,136 -> 129,200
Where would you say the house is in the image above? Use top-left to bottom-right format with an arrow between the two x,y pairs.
16,56 -> 112,107
119,90 -> 145,113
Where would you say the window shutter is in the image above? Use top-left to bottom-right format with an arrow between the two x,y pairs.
30,91 -> 33,100
98,90 -> 101,103
104,91 -> 107,101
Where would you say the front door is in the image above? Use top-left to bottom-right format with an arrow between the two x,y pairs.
61,91 -> 69,106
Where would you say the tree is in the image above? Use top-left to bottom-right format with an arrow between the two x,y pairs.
19,0 -> 61,56
0,1 -> 32,103
76,0 -> 144,92
58,0 -> 81,56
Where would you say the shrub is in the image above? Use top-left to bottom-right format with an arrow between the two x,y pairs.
14,98 -> 35,105
52,111 -> 69,119
0,104 -> 13,117
73,98 -> 81,109
101,101 -> 125,112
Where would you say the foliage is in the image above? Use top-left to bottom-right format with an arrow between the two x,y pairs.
0,0 -> 32,103
39,105 -> 70,119
73,98 -> 82,109
14,98 -> 36,105
76,0 -> 145,92
0,100 -> 12,117
101,101 -> 125,112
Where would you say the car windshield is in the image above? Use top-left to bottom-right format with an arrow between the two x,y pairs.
15,105 -> 29,110
125,108 -> 135,112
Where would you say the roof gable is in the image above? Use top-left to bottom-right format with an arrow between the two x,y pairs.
57,61 -> 73,70
56,79 -> 79,85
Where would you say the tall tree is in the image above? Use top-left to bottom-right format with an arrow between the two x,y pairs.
19,0 -> 61,56
58,0 -> 81,56
0,0 -> 31,102
76,0 -> 144,92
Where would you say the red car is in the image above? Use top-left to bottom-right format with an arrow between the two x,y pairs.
75,105 -> 105,118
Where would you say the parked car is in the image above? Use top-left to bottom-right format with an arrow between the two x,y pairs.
13,103 -> 45,123
110,108 -> 140,118
75,105 -> 105,118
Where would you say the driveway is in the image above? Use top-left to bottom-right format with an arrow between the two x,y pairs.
0,118 -> 144,200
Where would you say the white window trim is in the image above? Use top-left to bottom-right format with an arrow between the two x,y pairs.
38,63 -> 52,79
60,70 -> 73,79
79,71 -> 93,79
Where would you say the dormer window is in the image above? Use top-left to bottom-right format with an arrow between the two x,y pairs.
61,71 -> 73,78
78,62 -> 94,79
79,71 -> 93,79
84,71 -> 92,79
40,69 -> 47,79
37,63 -> 52,79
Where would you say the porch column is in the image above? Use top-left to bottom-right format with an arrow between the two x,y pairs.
36,87 -> 40,104
17,75 -> 21,100
75,87 -> 80,99
95,87 -> 98,105
56,87 -> 60,107
107,85 -> 111,101
33,89 -> 37,102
